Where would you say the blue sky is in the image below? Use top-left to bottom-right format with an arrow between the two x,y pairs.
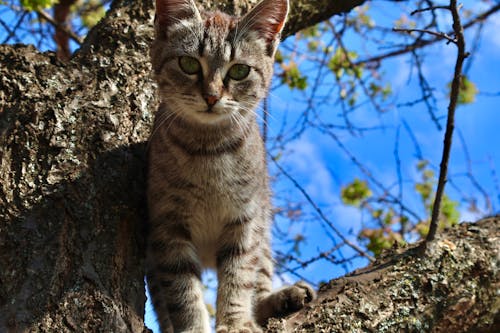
265,0 -> 500,284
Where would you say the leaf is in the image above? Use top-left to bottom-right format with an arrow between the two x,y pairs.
447,75 -> 478,105
327,48 -> 362,80
359,228 -> 392,256
281,62 -> 308,90
21,0 -> 58,11
81,3 -> 105,28
275,50 -> 284,64
300,25 -> 320,38
439,194 -> 460,226
416,159 -> 429,171
341,178 -> 372,206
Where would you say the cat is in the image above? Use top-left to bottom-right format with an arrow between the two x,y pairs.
146,0 -> 315,332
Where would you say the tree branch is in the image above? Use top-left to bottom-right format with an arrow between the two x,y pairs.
426,0 -> 468,242
266,217 -> 500,332
354,3 -> 500,67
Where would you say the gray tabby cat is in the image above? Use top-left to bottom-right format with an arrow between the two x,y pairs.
147,0 -> 315,332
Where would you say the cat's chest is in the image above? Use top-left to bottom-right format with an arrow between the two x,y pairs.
188,154 -> 257,216
185,154 -> 262,266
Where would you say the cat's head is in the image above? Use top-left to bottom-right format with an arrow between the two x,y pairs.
151,0 -> 288,125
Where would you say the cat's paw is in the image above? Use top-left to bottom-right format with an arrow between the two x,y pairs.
277,281 -> 316,314
216,321 -> 263,333
255,281 -> 317,325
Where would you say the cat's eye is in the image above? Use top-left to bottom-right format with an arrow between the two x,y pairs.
227,64 -> 250,81
179,56 -> 201,75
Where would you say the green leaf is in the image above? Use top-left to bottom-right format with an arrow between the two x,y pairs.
281,63 -> 308,90
82,4 -> 105,28
300,25 -> 320,38
275,50 -> 284,64
21,0 -> 58,11
341,178 -> 372,206
327,49 -> 362,80
307,41 -> 319,52
439,194 -> 460,226
359,228 -> 392,256
415,181 -> 433,203
416,159 -> 429,171
447,75 -> 478,105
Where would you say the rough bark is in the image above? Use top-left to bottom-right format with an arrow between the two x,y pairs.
0,1 -> 156,330
1,0 -> 497,332
0,0 -> 368,332
266,216 -> 500,332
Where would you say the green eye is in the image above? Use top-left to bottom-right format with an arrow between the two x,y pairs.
179,56 -> 201,75
227,64 -> 250,81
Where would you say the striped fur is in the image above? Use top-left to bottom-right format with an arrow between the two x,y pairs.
147,1 -> 315,332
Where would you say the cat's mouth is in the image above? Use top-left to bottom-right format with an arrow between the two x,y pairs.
200,104 -> 227,115
192,107 -> 231,124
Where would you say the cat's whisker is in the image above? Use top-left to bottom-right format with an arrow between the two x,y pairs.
229,112 -> 245,135
146,109 -> 179,151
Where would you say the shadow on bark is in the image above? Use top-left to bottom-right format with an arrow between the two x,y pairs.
0,142 -> 149,333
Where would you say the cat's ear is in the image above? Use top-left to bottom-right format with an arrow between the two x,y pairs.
239,0 -> 289,54
155,0 -> 202,33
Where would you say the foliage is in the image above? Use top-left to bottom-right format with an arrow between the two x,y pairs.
341,160 -> 460,256
447,75 -> 478,105
76,0 -> 106,28
340,178 -> 371,206
18,0 -> 106,25
20,0 -> 58,11
280,62 -> 308,90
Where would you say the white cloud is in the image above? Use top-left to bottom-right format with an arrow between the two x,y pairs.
284,136 -> 338,204
482,12 -> 500,51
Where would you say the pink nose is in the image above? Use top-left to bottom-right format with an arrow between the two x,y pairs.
204,95 -> 219,106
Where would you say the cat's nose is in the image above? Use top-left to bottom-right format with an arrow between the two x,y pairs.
204,94 -> 219,106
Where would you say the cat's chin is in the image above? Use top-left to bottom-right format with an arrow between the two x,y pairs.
189,110 -> 233,125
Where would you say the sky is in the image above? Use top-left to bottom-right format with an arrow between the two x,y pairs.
263,0 -> 500,283
1,1 -> 499,332
148,1 -> 500,331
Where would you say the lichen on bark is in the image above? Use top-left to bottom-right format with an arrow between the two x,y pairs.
266,217 -> 499,332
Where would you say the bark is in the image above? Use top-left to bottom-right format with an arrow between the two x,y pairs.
266,216 -> 500,332
0,0 -> 496,332
0,0 -> 156,330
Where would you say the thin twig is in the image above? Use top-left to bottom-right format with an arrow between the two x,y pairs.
411,6 -> 450,16
36,9 -> 83,45
456,129 -> 492,213
271,156 -> 376,262
393,27 -> 457,44
353,4 -> 500,67
426,0 -> 468,242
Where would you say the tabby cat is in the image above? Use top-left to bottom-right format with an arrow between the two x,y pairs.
147,0 -> 315,332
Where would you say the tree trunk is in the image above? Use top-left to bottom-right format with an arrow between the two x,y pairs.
266,216 -> 500,332
0,0 -> 496,332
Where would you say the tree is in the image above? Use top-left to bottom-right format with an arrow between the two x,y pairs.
0,0 -> 498,332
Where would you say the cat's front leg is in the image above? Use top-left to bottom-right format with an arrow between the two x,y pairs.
147,232 -> 210,333
215,217 -> 263,333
